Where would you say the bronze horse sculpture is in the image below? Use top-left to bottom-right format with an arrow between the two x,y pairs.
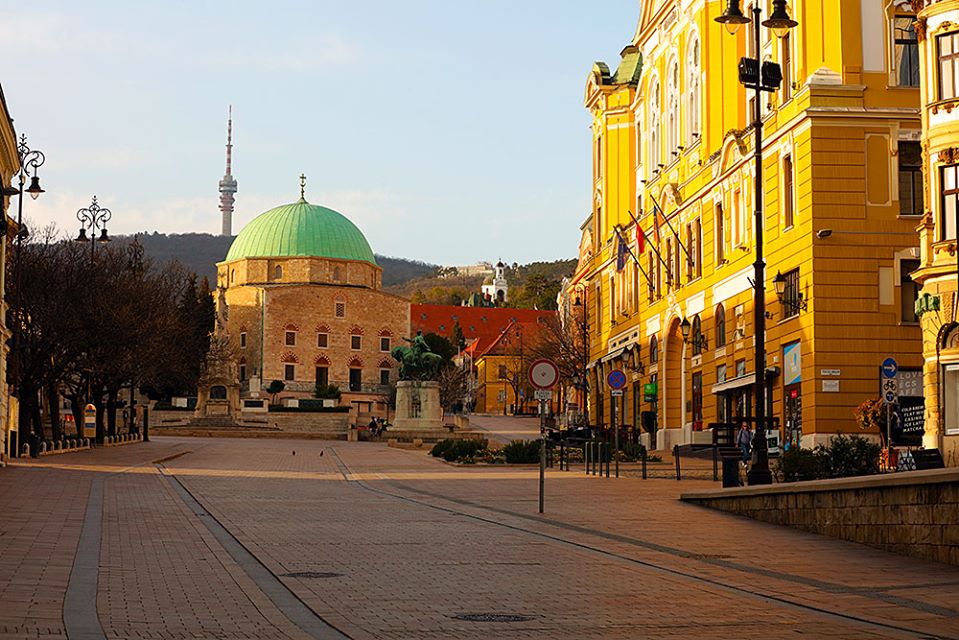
391,332 -> 444,381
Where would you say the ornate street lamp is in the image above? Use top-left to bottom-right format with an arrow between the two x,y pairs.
717,0 -> 797,486
4,135 -> 45,453
572,286 -> 590,426
75,196 -> 112,262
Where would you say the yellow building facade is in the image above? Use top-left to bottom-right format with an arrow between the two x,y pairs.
914,0 -> 959,465
0,87 -> 19,463
579,0 -> 925,450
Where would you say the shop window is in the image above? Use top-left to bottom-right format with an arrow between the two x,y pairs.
944,364 -> 959,434
900,259 -> 921,323
691,372 -> 703,427
898,141 -> 923,216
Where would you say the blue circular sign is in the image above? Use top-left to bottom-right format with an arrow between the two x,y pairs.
607,369 -> 627,390
881,357 -> 898,379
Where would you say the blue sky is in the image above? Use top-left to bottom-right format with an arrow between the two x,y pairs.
2,1 -> 638,265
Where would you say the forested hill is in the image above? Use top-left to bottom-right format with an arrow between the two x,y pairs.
118,232 -> 439,286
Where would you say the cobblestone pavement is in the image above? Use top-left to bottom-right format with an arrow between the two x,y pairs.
1,437 -> 958,639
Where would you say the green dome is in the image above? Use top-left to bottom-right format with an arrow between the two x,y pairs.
225,199 -> 376,264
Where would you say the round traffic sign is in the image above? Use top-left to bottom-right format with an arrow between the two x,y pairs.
881,357 -> 898,379
528,359 -> 559,390
607,369 -> 627,390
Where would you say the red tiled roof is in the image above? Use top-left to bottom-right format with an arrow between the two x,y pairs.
410,304 -> 555,360
411,304 -> 553,340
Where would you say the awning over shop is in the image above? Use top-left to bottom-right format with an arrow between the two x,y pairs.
711,373 -> 755,395
600,348 -> 626,363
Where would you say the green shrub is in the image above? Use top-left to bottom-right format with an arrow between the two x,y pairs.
779,448 -> 824,482
819,434 -> 881,479
502,439 -> 541,464
314,384 -> 342,400
778,434 -> 881,482
429,438 -> 488,462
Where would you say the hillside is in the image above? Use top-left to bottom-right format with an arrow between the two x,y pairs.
387,259 -> 577,310
117,232 -> 438,286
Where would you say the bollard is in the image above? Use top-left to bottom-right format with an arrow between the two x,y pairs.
642,449 -> 648,480
712,445 -> 719,482
674,445 -> 681,481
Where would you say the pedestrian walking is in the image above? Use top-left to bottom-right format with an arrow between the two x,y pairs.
737,423 -> 753,465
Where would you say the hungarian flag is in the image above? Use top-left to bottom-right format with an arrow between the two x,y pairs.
635,222 -> 645,254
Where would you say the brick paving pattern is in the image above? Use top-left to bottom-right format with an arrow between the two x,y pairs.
0,436 -> 957,639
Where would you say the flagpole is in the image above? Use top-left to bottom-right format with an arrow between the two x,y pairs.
613,225 -> 649,279
647,192 -> 695,267
626,209 -> 670,278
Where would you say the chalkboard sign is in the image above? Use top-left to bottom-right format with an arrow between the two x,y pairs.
894,397 -> 925,446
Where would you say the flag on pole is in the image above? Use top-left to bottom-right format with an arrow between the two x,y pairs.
635,221 -> 645,255
652,204 -> 663,246
616,230 -> 628,271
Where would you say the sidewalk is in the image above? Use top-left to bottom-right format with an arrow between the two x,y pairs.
0,437 -> 956,639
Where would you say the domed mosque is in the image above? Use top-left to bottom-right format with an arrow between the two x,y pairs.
214,176 -> 410,417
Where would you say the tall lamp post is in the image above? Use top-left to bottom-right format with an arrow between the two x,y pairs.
716,0 -> 797,486
127,235 -> 147,441
75,196 -> 112,261
3,134 -> 45,454
572,286 -> 590,426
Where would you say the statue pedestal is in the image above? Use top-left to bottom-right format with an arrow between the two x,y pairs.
393,381 -> 443,430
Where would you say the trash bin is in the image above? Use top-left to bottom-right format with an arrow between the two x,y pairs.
721,456 -> 740,488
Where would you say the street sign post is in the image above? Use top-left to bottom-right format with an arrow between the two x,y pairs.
607,369 -> 626,478
881,357 -> 899,465
527,359 -> 558,515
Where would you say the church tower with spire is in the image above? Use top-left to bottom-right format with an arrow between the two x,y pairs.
218,106 -> 238,236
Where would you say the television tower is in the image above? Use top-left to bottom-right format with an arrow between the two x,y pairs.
218,105 -> 237,236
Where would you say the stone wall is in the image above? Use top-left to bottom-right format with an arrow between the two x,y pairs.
681,469 -> 959,566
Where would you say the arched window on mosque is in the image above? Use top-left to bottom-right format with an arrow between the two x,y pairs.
333,266 -> 341,281
274,265 -> 283,280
